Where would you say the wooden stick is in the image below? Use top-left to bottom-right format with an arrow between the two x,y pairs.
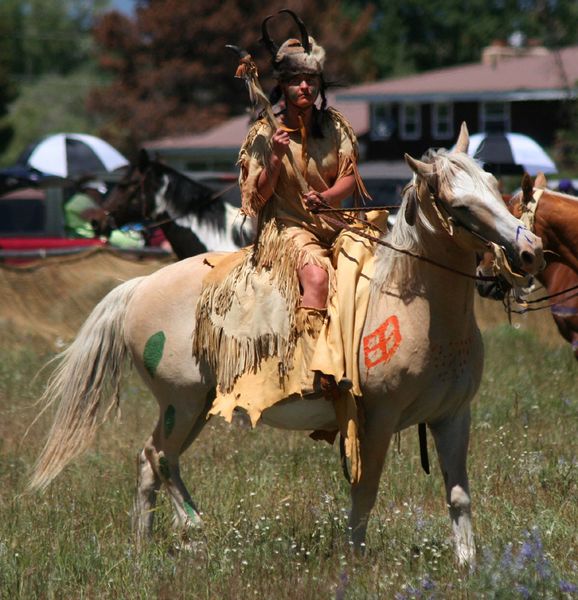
228,47 -> 309,195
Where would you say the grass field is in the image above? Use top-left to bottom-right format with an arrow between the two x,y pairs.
0,295 -> 577,598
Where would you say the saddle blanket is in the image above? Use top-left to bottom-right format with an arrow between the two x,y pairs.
192,211 -> 388,482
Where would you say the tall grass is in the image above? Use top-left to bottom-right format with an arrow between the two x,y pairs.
0,325 -> 576,599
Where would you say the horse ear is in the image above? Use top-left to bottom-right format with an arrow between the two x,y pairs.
404,192 -> 417,225
453,122 -> 469,154
405,154 -> 435,179
534,172 -> 547,189
521,173 -> 533,206
138,149 -> 150,172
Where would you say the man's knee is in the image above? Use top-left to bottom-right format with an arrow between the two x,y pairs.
300,264 -> 328,289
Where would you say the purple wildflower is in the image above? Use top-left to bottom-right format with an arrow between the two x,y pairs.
421,577 -> 435,591
559,580 -> 578,594
500,543 -> 514,571
515,528 -> 550,579
335,570 -> 349,600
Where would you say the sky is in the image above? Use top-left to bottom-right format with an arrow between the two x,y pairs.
110,0 -> 135,15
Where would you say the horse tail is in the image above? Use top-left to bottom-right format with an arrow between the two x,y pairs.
28,276 -> 146,492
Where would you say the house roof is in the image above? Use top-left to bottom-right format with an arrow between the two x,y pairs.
145,94 -> 369,155
337,45 -> 578,104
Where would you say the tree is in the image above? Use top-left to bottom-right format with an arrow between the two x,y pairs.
88,0 -> 374,154
0,0 -> 108,162
0,0 -> 100,79
0,70 -> 105,166
347,0 -> 578,77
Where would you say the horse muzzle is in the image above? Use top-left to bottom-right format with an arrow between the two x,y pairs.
516,234 -> 545,276
92,213 -> 116,238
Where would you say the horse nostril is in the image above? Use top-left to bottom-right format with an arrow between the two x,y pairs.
521,250 -> 534,266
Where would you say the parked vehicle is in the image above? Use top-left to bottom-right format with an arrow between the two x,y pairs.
0,187 -> 105,263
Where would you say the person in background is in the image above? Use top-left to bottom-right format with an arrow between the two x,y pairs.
557,179 -> 577,196
64,179 -> 144,248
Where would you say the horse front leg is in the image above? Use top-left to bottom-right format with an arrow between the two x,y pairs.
429,407 -> 475,566
349,414 -> 394,552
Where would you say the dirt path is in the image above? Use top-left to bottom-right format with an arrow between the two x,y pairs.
0,248 -> 174,346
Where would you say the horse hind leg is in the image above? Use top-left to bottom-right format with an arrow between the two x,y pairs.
135,386 -> 214,548
429,408 -> 475,566
134,439 -> 161,548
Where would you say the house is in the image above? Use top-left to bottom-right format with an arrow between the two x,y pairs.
336,43 -> 578,161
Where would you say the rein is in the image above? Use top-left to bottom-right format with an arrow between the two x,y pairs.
507,282 -> 578,314
312,185 -> 501,283
314,204 -> 401,213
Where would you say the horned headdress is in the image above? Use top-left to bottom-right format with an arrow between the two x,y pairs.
260,9 -> 326,80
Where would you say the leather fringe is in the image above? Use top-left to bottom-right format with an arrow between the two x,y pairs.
192,220 -> 302,394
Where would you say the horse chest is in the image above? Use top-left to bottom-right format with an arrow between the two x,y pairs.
360,312 -> 483,423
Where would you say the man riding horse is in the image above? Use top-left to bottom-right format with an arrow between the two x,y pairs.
194,10 -> 371,406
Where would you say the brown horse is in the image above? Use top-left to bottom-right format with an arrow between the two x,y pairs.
505,173 -> 578,358
29,125 -> 544,565
539,262 -> 578,357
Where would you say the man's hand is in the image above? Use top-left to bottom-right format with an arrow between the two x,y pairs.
303,190 -> 327,212
271,128 -> 291,157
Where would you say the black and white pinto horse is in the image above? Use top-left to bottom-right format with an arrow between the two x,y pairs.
100,150 -> 253,259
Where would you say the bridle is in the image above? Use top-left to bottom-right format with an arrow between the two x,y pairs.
501,188 -> 578,314
421,179 -> 507,250
98,165 -> 152,236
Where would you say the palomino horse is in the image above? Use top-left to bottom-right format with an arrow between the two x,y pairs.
98,150 -> 253,259
504,174 -> 578,358
30,126 -> 544,565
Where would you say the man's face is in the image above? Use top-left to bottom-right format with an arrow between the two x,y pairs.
282,74 -> 320,110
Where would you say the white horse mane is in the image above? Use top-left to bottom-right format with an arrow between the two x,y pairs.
373,149 -> 494,292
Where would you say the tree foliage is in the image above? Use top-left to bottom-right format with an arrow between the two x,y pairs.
0,0 -> 107,162
0,0 -> 99,79
348,0 -> 578,76
0,70 -> 105,166
89,0 -> 374,154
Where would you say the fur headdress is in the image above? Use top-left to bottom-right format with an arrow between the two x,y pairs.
261,9 -> 326,80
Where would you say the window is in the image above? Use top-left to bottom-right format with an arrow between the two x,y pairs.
400,103 -> 421,140
371,103 -> 395,140
480,102 -> 510,133
431,103 -> 454,139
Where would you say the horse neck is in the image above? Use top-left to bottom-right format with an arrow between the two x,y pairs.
155,167 -> 217,218
535,192 -> 578,272
153,169 -> 241,251
159,220 -> 207,259
153,169 -> 189,216
536,261 -> 570,290
372,201 -> 477,313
